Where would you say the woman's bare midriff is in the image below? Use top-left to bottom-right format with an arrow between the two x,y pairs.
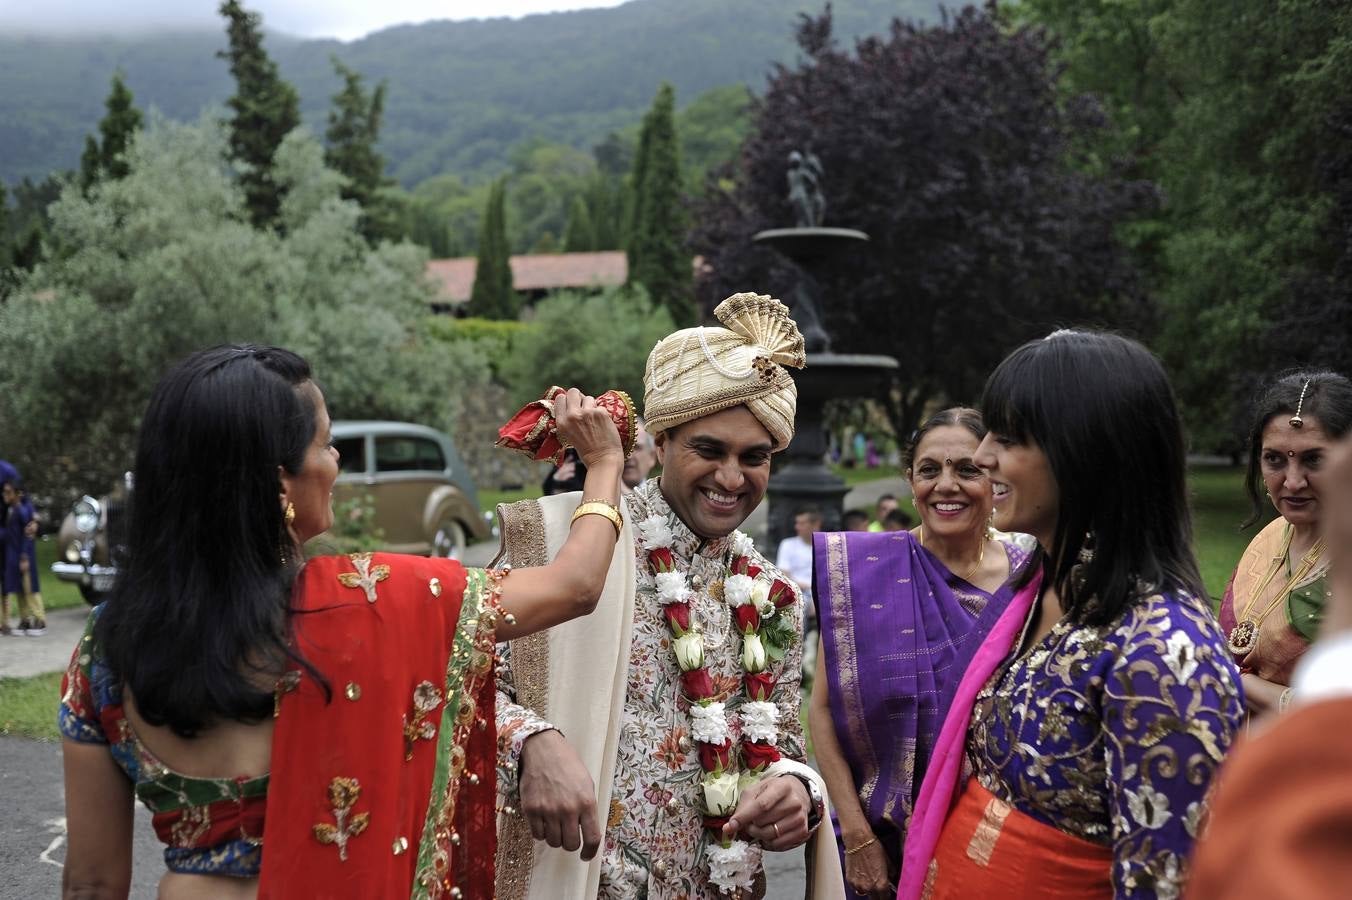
159,872 -> 258,900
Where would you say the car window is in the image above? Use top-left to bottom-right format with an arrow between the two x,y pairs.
334,437 -> 366,475
375,436 -> 446,473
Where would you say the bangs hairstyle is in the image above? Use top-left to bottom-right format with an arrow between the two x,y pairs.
982,330 -> 1203,625
1243,370 -> 1352,527
903,407 -> 985,471
95,345 -> 323,738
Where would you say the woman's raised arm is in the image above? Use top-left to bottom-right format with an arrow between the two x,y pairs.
495,388 -> 625,641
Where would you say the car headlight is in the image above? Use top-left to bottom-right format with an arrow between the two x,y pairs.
73,497 -> 101,534
65,541 -> 82,563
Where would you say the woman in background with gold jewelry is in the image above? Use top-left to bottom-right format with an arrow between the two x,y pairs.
809,407 -> 1033,899
1221,370 -> 1352,716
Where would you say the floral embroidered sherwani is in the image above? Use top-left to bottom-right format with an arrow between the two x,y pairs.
496,478 -> 806,899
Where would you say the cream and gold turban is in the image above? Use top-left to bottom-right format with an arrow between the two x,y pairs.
642,292 -> 807,449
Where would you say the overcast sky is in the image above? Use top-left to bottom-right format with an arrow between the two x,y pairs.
0,0 -> 632,41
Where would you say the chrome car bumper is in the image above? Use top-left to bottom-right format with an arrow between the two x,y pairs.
51,562 -> 118,593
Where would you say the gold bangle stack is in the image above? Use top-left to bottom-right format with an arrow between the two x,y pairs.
844,836 -> 877,856
570,498 -> 623,538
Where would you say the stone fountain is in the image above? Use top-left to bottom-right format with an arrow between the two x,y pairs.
757,151 -> 899,545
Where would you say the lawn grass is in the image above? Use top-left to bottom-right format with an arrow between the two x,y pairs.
1189,466 -> 1273,603
829,463 -> 899,487
33,537 -> 85,613
477,484 -> 542,517
0,671 -> 63,741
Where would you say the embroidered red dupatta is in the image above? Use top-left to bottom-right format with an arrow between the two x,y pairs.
259,553 -> 499,899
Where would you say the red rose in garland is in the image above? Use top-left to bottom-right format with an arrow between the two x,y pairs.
768,578 -> 796,609
648,546 -> 676,574
699,738 -> 735,773
663,601 -> 692,635
744,671 -> 776,702
742,740 -> 782,772
733,603 -> 761,635
680,667 -> 715,701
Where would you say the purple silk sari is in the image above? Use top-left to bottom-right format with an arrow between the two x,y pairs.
813,530 -> 1029,877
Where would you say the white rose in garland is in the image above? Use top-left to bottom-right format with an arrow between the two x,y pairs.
673,632 -> 705,671
730,530 -> 756,559
701,769 -> 741,816
740,632 -> 768,672
751,579 -> 775,618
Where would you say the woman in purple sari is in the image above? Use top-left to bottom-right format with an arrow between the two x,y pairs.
808,408 -> 1032,899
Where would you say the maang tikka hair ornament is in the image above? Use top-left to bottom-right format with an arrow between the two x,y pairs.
1290,379 -> 1310,428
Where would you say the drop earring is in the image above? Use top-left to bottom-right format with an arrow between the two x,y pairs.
281,502 -> 296,566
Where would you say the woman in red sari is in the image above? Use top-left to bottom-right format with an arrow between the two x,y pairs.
1219,371 -> 1352,718
59,345 -> 626,900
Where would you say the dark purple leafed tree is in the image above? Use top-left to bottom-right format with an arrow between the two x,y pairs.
689,3 -> 1159,435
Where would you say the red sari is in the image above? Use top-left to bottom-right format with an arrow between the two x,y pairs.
259,553 -> 501,899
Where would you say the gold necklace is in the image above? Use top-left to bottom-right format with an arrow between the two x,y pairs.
919,525 -> 986,582
1228,525 -> 1326,656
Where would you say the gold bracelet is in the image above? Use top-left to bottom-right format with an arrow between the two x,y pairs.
579,497 -> 621,517
571,501 -> 622,537
844,836 -> 877,856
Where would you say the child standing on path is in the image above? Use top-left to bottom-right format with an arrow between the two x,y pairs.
3,480 -> 45,636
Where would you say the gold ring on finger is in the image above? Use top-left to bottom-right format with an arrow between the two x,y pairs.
772,822 -> 780,839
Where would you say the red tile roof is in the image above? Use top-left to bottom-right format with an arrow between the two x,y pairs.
425,251 -> 628,304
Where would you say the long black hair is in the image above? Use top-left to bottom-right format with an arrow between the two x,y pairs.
902,406 -> 984,471
981,330 -> 1204,625
1242,370 -> 1352,527
95,345 -> 322,737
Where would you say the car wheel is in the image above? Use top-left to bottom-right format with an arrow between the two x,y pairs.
432,518 -> 468,559
78,584 -> 110,606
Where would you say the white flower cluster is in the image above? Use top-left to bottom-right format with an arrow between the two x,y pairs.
740,700 -> 779,744
655,571 -> 689,603
689,700 -> 730,745
707,840 -> 759,894
638,515 -> 675,549
730,530 -> 756,558
724,573 -> 755,607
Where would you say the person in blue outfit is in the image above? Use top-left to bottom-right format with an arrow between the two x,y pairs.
2,477 -> 44,636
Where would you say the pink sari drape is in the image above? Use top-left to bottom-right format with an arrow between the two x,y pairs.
896,570 -> 1043,900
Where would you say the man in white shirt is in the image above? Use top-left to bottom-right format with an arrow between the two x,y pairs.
776,506 -> 821,605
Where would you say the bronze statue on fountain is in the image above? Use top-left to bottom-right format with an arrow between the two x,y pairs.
755,151 -> 899,544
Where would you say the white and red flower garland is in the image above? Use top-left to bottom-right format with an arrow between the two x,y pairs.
638,516 -> 799,895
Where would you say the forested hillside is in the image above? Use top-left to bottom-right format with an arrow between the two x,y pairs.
0,0 -> 937,187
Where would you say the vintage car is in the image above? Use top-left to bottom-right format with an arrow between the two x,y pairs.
329,420 -> 490,558
52,421 -> 488,605
50,474 -> 131,605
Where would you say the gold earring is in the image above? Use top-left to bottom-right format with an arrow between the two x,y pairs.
284,502 -> 296,526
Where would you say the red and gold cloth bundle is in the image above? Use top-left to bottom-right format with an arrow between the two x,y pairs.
495,386 -> 637,464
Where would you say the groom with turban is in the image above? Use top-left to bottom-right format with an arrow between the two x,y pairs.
493,294 -> 843,899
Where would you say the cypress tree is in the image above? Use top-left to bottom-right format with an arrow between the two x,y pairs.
99,74 -> 143,180
79,73 -> 144,192
218,0 -> 301,230
562,195 -> 595,252
628,83 -> 692,324
325,58 -> 397,245
468,179 -> 514,318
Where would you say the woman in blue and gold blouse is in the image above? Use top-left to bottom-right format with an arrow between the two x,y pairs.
900,331 -> 1244,900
